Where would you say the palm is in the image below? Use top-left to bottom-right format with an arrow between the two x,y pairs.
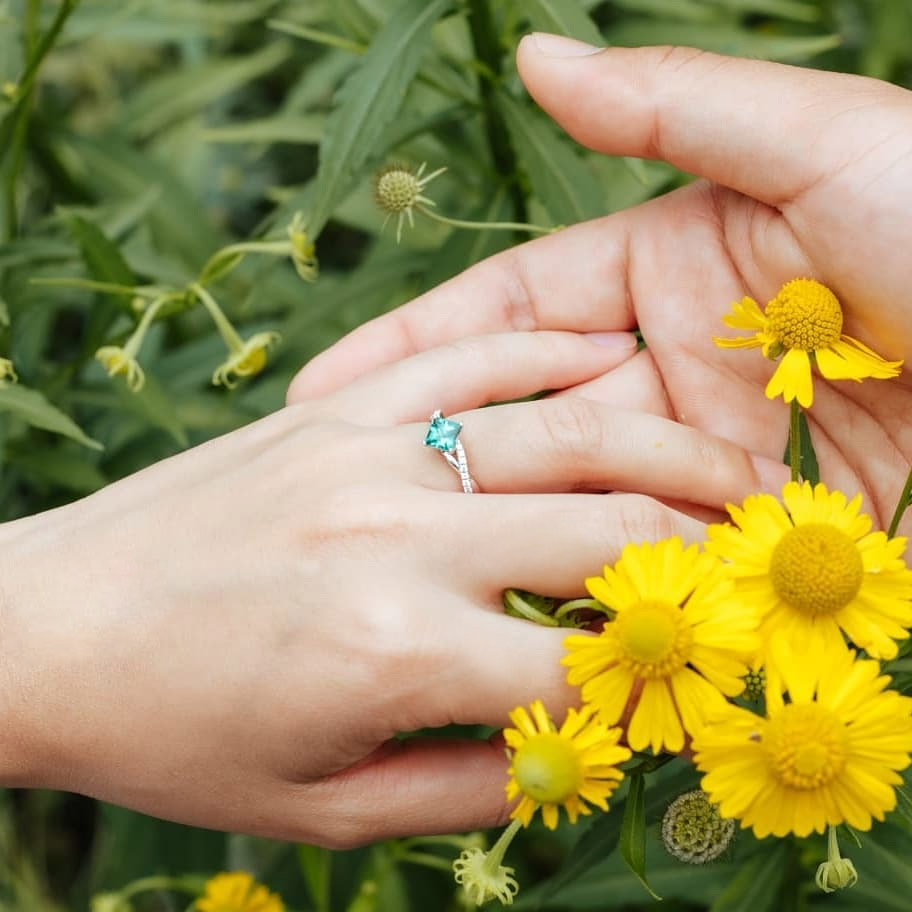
611,178 -> 911,532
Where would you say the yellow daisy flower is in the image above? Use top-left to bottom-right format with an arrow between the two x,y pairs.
196,871 -> 284,912
706,481 -> 912,669
714,277 -> 902,407
504,700 -> 631,830
563,538 -> 759,754
692,641 -> 912,838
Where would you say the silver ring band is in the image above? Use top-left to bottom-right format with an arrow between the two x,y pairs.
424,410 -> 477,493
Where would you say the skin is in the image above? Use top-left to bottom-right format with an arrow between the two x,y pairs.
0,330 -> 784,847
289,37 -> 912,538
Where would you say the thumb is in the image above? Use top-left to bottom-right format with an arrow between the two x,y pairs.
516,35 -> 900,206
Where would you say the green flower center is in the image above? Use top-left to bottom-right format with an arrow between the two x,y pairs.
513,732 -> 582,804
770,523 -> 863,615
661,790 -> 735,864
765,278 -> 843,350
763,703 -> 846,789
375,167 -> 421,214
615,599 -> 693,677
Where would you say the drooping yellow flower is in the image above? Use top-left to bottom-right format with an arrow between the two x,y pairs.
453,822 -> 521,907
95,345 -> 145,392
0,356 -> 18,386
212,330 -> 281,388
563,538 -> 759,754
504,700 -> 630,830
196,871 -> 284,912
706,481 -> 912,670
692,641 -> 912,838
714,278 -> 902,407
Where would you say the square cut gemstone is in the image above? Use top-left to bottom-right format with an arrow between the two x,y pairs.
424,414 -> 462,452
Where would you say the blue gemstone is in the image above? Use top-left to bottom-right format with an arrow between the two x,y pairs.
424,414 -> 462,452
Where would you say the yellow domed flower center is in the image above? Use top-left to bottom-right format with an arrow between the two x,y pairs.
615,599 -> 693,677
765,278 -> 843,350
513,732 -> 583,804
763,703 -> 847,789
375,168 -> 421,214
770,523 -> 863,616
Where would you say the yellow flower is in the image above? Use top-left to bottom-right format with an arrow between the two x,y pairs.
692,641 -> 912,838
196,871 -> 284,912
95,345 -> 145,392
504,700 -> 630,830
563,538 -> 759,754
706,481 -> 912,671
212,331 -> 281,388
373,161 -> 446,243
453,822 -> 521,907
714,277 -> 902,407
0,356 -> 18,386
287,212 -> 318,282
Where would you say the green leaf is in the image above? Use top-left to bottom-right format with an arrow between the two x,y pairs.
61,212 -> 136,289
709,841 -> 788,912
119,41 -> 291,139
523,0 -> 604,45
297,844 -> 332,912
605,21 -> 841,62
305,0 -> 452,241
202,114 -> 327,146
619,773 -> 661,900
0,384 -> 103,450
782,409 -> 819,484
496,90 -> 605,224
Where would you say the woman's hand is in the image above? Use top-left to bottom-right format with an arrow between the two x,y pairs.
0,330 -> 785,847
288,39 -> 912,534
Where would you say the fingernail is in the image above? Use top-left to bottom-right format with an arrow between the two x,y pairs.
530,32 -> 602,58
749,455 -> 792,494
585,331 -> 638,349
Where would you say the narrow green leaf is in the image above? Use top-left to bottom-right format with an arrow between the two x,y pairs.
709,841 -> 788,912
61,212 -> 136,289
297,844 -> 332,912
119,41 -> 291,139
605,21 -> 840,62
619,773 -> 661,900
0,385 -> 103,450
0,293 -> 8,326
305,0 -> 452,241
202,114 -> 327,145
523,0 -> 604,45
782,409 -> 819,484
496,90 -> 605,224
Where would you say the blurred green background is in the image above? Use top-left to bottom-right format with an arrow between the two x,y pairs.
2,0 -> 912,909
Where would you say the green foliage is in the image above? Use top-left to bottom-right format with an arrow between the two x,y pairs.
3,0 -> 912,909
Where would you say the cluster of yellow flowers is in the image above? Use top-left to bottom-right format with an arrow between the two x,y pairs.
454,278 -> 912,906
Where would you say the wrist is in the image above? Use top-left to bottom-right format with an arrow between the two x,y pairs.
0,510 -> 75,788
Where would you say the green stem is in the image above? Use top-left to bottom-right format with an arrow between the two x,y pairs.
122,294 -> 172,357
198,239 -> 293,284
503,589 -> 558,626
486,819 -> 522,868
418,204 -> 550,235
190,282 -> 244,352
395,851 -> 455,872
117,874 -> 206,902
555,598 -> 602,619
789,399 -> 801,482
465,0 -> 527,226
30,277 -> 163,297
887,464 -> 912,537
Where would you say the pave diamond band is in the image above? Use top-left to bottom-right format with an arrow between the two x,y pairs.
424,410 -> 477,493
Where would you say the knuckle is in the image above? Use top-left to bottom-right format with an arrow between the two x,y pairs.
612,494 -> 679,548
537,398 -> 604,468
